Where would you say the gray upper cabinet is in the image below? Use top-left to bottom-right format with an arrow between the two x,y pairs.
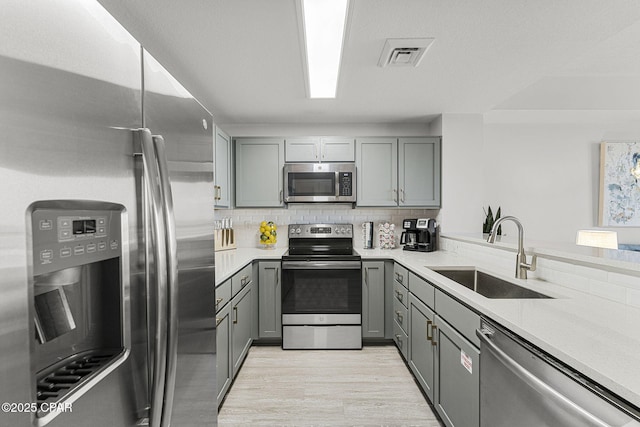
362,261 -> 385,338
235,138 -> 285,207
356,138 -> 398,206
258,261 -> 282,339
356,137 -> 441,207
398,137 -> 441,207
285,137 -> 355,162
214,126 -> 231,208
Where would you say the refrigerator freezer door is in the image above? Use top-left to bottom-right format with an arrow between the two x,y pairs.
0,1 -> 146,426
143,50 -> 216,426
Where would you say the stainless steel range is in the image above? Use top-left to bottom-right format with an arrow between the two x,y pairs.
281,224 -> 362,349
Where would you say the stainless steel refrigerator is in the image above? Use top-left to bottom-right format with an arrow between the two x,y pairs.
0,1 -> 216,426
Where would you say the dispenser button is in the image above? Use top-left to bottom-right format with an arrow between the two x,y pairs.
74,246 -> 85,255
39,220 -> 53,231
110,240 -> 119,250
97,241 -> 107,251
59,230 -> 72,240
40,250 -> 53,261
86,243 -> 97,253
60,248 -> 72,258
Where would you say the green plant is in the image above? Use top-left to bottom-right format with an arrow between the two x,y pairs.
483,206 -> 502,235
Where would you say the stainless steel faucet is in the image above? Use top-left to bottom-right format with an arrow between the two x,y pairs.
487,216 -> 537,279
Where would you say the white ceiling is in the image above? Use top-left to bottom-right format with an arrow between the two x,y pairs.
98,0 -> 640,126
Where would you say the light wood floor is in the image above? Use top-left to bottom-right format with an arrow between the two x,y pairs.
218,345 -> 442,426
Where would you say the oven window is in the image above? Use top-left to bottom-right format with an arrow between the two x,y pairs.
282,268 -> 361,315
288,172 -> 335,196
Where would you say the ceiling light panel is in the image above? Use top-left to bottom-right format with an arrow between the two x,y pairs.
301,0 -> 348,98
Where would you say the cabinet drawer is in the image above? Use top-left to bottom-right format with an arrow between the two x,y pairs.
216,279 -> 231,313
409,272 -> 435,309
393,297 -> 408,334
393,263 -> 408,288
232,263 -> 253,296
393,319 -> 408,360
393,280 -> 408,308
435,289 -> 481,347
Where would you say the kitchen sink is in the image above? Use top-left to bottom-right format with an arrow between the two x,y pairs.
431,268 -> 553,299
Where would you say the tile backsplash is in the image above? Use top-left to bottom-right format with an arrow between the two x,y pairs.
217,205 -> 439,249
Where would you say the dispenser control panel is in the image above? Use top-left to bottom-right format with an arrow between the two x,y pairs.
31,207 -> 122,275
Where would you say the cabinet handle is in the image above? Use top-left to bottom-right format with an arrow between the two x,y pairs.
275,267 -> 279,286
395,310 -> 403,322
395,334 -> 402,347
321,142 -> 325,159
215,317 -> 223,327
233,306 -> 238,324
395,291 -> 403,302
431,323 -> 438,346
395,272 -> 404,284
241,275 -> 249,286
400,188 -> 405,203
426,319 -> 433,341
392,188 -> 398,203
279,190 -> 283,203
365,268 -> 369,286
314,144 -> 318,159
215,297 -> 223,310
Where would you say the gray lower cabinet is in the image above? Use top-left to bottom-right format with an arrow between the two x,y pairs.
433,315 -> 480,427
234,137 -> 284,207
408,293 -> 436,401
231,281 -> 253,374
258,261 -> 282,339
362,261 -> 385,338
216,302 -> 232,406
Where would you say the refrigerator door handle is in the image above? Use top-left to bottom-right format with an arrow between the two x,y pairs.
152,134 -> 179,427
140,128 -> 169,427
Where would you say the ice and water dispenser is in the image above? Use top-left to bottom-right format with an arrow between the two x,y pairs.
29,201 -> 129,419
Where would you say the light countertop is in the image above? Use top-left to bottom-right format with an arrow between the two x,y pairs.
215,246 -> 640,408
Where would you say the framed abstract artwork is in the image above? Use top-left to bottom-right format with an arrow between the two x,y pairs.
599,141 -> 640,227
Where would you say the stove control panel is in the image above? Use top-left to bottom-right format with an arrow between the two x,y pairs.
288,223 -> 353,238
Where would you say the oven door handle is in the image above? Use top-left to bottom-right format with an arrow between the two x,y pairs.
282,261 -> 361,270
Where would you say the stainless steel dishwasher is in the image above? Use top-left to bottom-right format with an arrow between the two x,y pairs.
477,318 -> 640,427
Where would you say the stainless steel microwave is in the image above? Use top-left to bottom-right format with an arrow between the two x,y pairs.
283,163 -> 356,203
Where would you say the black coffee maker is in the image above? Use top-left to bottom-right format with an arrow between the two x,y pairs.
400,218 -> 438,252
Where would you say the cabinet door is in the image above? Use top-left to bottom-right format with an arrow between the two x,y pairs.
216,303 -> 232,406
214,127 -> 231,208
235,138 -> 284,207
408,293 -> 436,401
231,283 -> 253,375
362,261 -> 385,338
258,261 -> 282,339
356,138 -> 398,206
321,137 -> 355,162
434,315 -> 479,427
398,137 -> 441,207
285,137 -> 320,162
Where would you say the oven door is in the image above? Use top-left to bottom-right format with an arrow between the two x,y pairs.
281,260 -> 362,323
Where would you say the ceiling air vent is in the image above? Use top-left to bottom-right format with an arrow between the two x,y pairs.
378,38 -> 435,67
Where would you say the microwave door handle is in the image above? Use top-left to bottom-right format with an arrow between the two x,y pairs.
139,129 -> 168,427
152,134 -> 179,427
476,329 -> 613,427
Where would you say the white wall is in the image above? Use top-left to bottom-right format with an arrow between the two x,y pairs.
439,114 -> 486,234
483,112 -> 640,245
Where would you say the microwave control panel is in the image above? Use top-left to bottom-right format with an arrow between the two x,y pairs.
338,172 -> 352,196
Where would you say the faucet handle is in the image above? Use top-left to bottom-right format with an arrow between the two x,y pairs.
521,254 -> 537,272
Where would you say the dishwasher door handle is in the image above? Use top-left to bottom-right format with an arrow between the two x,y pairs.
476,328 -> 614,427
